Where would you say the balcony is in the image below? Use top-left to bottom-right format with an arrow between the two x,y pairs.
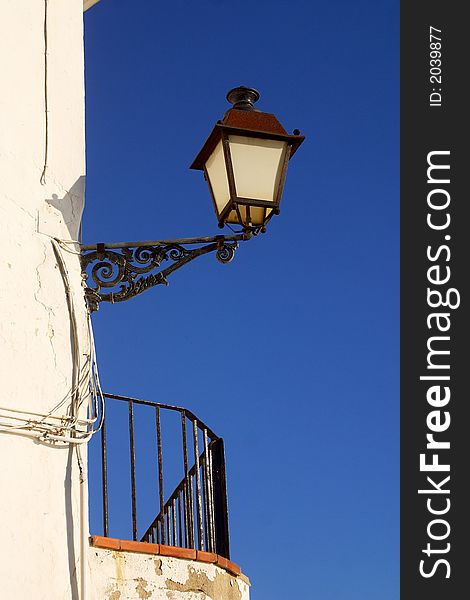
90,392 -> 230,559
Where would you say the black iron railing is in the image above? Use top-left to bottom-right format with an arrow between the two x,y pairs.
98,393 -> 230,559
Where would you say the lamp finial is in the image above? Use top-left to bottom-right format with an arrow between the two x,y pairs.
226,86 -> 260,112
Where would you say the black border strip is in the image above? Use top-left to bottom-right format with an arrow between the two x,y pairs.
401,3 -> 469,598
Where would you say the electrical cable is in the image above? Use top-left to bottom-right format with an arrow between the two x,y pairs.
0,239 -> 105,444
40,0 -> 49,185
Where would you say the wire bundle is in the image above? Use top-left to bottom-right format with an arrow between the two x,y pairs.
0,239 -> 104,445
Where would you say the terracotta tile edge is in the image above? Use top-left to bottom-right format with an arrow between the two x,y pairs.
89,537 -> 245,579
90,535 -> 120,550
89,536 -> 158,555
196,550 -> 217,564
159,544 -> 197,560
216,555 -> 242,576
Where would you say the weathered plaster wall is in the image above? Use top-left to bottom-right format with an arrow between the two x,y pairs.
0,1 -> 89,598
90,548 -> 250,600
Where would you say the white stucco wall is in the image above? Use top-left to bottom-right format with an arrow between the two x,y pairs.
89,548 -> 250,600
0,1 -> 89,598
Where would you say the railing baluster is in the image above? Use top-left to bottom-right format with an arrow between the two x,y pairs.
167,507 -> 172,545
172,498 -> 177,546
128,400 -> 137,541
156,406 -> 165,544
166,507 -> 170,545
101,411 -> 109,537
191,473 -> 196,547
177,492 -> 183,548
164,509 -> 168,545
208,439 -> 215,551
202,432 -> 210,551
203,428 -> 215,553
212,438 -> 230,559
192,419 -> 204,550
181,413 -> 193,548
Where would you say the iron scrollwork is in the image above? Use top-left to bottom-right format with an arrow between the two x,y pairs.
80,234 -> 247,311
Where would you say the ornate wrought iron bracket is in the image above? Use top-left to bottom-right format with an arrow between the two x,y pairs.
80,233 -> 251,312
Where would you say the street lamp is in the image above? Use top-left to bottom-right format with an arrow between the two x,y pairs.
80,86 -> 304,311
191,86 -> 304,231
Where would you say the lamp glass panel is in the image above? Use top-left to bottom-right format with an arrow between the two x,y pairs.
226,206 -> 272,227
228,135 -> 287,202
205,140 -> 231,217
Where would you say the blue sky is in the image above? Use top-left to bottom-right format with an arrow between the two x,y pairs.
84,1 -> 399,598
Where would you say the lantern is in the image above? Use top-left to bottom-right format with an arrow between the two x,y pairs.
191,86 -> 304,230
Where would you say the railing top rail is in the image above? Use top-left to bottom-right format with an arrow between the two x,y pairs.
103,392 -> 219,440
